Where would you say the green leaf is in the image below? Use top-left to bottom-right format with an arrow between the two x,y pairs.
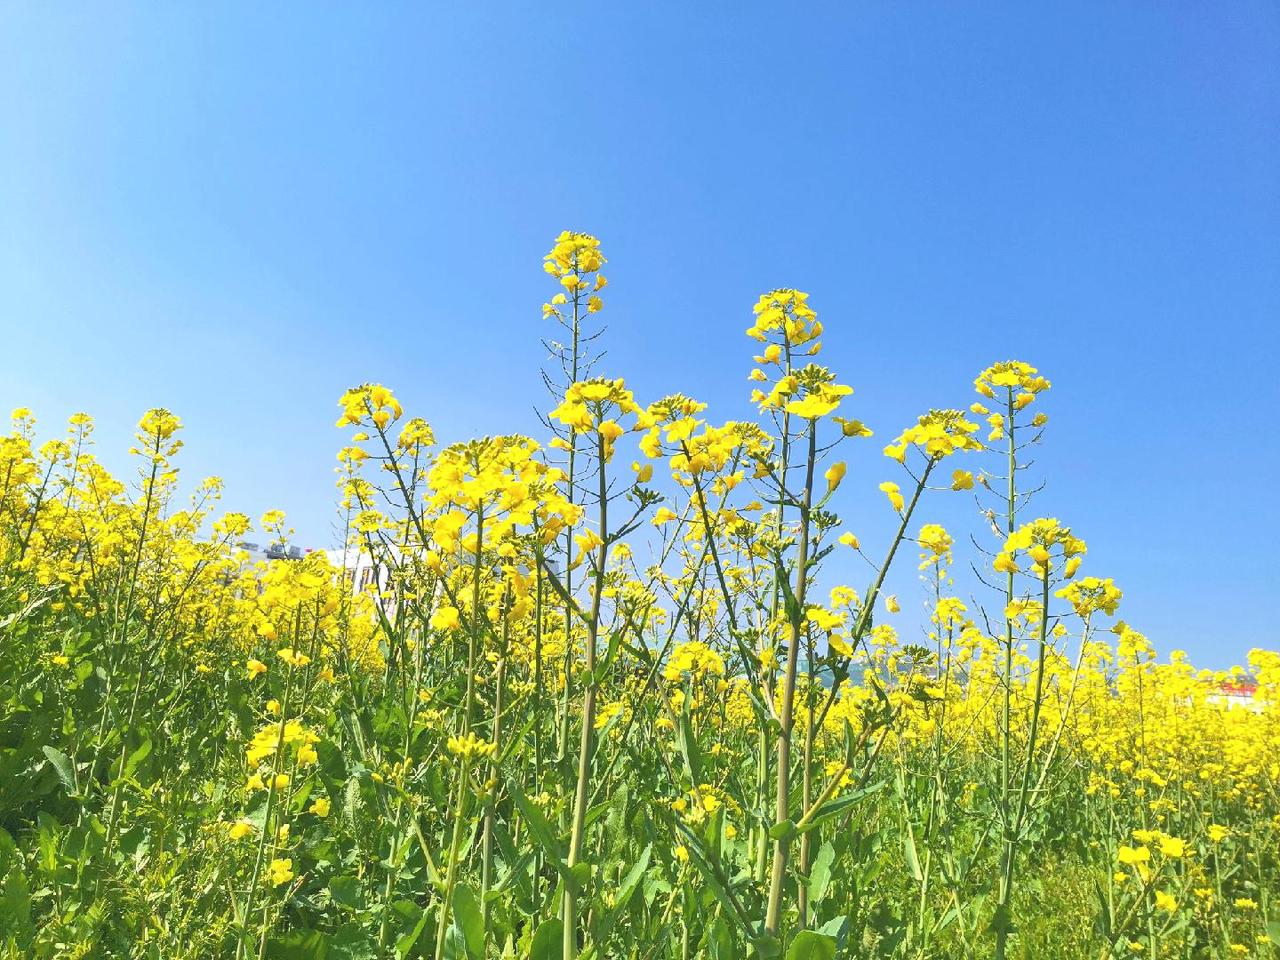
934,904 -> 960,934
35,813 -> 59,876
123,737 -> 153,778
117,823 -> 147,859
507,779 -> 593,893
328,925 -> 378,960
776,566 -> 801,628
674,830 -> 748,935
768,819 -> 796,841
613,843 -> 651,913
566,862 -> 591,894
451,882 -> 484,960
705,914 -> 736,959
678,708 -> 703,785
506,777 -> 565,864
266,929 -> 331,959
0,828 -> 32,943
529,917 -> 564,960
598,629 -> 623,679
1093,880 -> 1111,938
394,911 -> 430,957
41,746 -> 76,796
807,841 -> 835,905
904,826 -> 922,882
786,931 -> 836,960
815,917 -> 846,942
439,924 -> 466,960
329,875 -> 363,911
985,903 -> 1015,936
795,780 -> 887,835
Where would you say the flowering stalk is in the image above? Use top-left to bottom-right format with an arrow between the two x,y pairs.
563,431 -> 609,960
433,753 -> 475,960
764,421 -> 817,938
237,623 -> 300,960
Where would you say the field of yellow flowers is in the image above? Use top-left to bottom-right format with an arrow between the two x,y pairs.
1,233 -> 1277,960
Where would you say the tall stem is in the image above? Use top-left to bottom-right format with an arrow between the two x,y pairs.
995,388 -> 1018,960
433,759 -> 473,960
764,422 -> 817,938
563,431 -> 608,959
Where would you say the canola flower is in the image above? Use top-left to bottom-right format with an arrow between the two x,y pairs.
0,234 -> 1276,960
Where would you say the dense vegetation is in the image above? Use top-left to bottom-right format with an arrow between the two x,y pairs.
1,233 -> 1276,959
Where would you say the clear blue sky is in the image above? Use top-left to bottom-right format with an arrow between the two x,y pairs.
2,4 -> 1276,668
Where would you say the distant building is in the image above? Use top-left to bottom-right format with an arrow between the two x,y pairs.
235,540 -> 306,563
1208,680 -> 1262,712
323,546 -> 395,597
232,541 -> 382,599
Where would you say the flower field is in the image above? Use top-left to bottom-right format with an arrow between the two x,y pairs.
1,232 -> 1276,959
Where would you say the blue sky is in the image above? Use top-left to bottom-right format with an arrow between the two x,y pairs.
1,4 -> 1276,667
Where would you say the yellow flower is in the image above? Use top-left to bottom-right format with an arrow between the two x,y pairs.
664,641 -> 726,683
1118,845 -> 1150,866
1154,890 -> 1177,912
267,858 -> 294,887
917,524 -> 952,568
887,409 -> 982,460
785,394 -> 839,419
227,819 -> 255,840
246,659 -> 268,680
838,531 -> 860,550
447,732 -> 497,761
884,595 -> 900,614
834,417 -> 872,438
806,607 -> 845,632
310,796 -> 331,817
1158,835 -> 1186,858
951,469 -> 974,491
879,481 -> 904,512
277,648 -> 311,668
430,607 -> 461,631
824,461 -> 846,492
